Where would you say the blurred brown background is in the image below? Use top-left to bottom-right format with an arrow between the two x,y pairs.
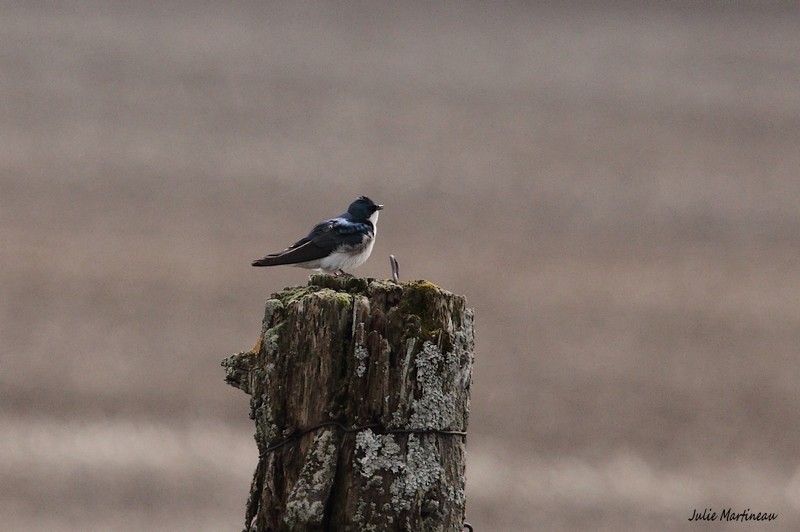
2,1 -> 800,530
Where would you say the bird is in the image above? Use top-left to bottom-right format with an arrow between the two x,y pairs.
252,196 -> 383,275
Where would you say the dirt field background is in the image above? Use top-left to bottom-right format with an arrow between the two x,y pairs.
2,2 -> 800,530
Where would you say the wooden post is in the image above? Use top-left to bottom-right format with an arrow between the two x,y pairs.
222,274 -> 474,532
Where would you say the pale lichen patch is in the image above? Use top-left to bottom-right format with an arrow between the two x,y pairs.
284,429 -> 339,527
387,434 -> 443,513
354,345 -> 369,378
408,341 -> 457,429
354,430 -> 445,519
355,429 -> 404,477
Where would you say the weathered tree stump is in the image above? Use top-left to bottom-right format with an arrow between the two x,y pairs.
222,274 -> 474,532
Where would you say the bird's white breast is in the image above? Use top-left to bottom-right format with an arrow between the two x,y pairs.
319,244 -> 372,272
316,214 -> 378,273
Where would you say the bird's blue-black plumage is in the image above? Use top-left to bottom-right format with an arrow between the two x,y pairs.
252,196 -> 383,273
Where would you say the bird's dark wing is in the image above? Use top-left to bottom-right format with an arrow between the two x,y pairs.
251,218 -> 371,267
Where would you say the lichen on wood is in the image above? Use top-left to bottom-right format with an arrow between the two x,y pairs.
222,274 -> 474,532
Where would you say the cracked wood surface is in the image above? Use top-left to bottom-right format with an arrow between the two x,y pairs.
223,275 -> 475,532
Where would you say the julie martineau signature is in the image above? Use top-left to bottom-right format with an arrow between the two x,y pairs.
689,508 -> 778,522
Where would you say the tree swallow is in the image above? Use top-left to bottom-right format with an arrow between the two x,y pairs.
252,196 -> 384,275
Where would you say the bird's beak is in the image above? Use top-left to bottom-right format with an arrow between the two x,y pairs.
377,204 -> 384,210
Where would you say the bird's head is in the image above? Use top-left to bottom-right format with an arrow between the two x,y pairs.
348,196 -> 384,222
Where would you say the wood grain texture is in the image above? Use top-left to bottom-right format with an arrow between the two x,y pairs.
223,275 -> 474,531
